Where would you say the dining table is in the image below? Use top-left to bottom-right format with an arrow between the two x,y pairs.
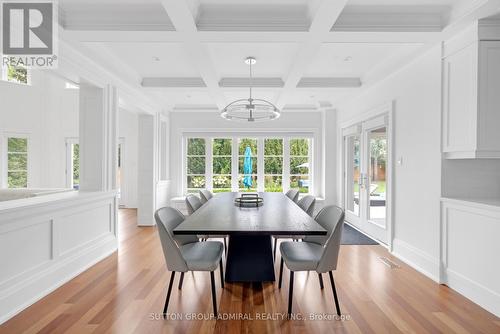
173,192 -> 327,283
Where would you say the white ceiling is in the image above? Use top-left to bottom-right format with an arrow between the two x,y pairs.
60,0 -> 497,113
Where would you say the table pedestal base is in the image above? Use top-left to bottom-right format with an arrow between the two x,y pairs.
225,235 -> 275,282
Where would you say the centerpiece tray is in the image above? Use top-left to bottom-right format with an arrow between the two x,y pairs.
234,193 -> 264,207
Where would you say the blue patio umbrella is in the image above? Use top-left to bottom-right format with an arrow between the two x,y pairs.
243,146 -> 253,189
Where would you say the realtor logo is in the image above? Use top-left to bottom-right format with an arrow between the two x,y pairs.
1,0 -> 58,68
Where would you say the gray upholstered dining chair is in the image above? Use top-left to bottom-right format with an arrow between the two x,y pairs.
199,189 -> 213,204
285,189 -> 300,203
155,207 -> 224,317
185,193 -> 228,254
185,194 -> 203,215
297,195 -> 316,216
278,206 -> 344,317
273,194 -> 316,259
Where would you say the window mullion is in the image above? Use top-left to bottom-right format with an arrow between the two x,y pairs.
308,138 -> 313,195
206,138 -> 213,192
257,138 -> 264,192
231,138 -> 238,192
283,137 -> 290,193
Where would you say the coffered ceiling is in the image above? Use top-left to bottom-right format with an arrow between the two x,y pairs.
59,0 -> 499,112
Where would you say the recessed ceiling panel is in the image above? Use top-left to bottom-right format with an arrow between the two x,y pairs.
103,42 -> 199,77
223,89 -> 278,103
206,43 -> 300,77
304,43 -> 421,78
285,90 -> 353,105
149,89 -> 215,106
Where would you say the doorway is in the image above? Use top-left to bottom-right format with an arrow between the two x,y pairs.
343,114 -> 391,245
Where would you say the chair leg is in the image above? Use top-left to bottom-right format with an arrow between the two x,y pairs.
288,271 -> 294,317
273,238 -> 277,260
223,237 -> 227,257
318,273 -> 324,289
178,272 -> 184,290
163,271 -> 176,317
329,271 -> 341,316
219,259 -> 224,288
210,271 -> 218,317
278,257 -> 284,289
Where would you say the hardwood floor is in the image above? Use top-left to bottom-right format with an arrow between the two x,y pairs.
1,209 -> 499,334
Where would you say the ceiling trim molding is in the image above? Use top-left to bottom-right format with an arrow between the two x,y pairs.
60,3 -> 176,32
196,4 -> 310,32
297,77 -> 362,88
332,6 -> 447,32
142,77 -> 207,88
219,77 -> 284,88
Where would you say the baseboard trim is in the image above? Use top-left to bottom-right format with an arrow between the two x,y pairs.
445,269 -> 500,317
391,238 -> 440,282
0,235 -> 117,325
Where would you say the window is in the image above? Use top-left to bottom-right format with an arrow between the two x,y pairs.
2,64 -> 30,85
289,138 -> 310,193
6,137 -> 28,188
212,138 -> 232,193
184,136 -> 314,195
238,138 -> 257,192
65,139 -> 80,190
264,139 -> 283,192
72,143 -> 80,189
186,138 -> 206,193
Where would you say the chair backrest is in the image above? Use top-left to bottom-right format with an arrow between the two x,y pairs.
315,206 -> 345,273
285,189 -> 299,203
298,195 -> 316,216
185,194 -> 202,215
154,207 -> 191,272
199,189 -> 213,204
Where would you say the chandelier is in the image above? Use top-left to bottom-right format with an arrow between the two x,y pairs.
220,57 -> 281,122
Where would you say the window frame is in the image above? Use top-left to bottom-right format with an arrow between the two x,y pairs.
65,137 -> 79,189
185,138 -> 208,193
2,133 -> 30,189
289,138 -> 312,194
183,134 -> 314,195
211,137 -> 233,193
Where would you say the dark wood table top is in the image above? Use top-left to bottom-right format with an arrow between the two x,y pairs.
174,192 -> 327,236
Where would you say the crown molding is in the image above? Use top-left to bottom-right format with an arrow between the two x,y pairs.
61,3 -> 175,31
196,4 -> 310,32
142,78 -> 207,88
219,77 -> 284,88
297,77 -> 362,88
332,5 -> 446,32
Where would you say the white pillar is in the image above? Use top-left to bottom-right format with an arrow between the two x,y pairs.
137,113 -> 159,226
79,84 -> 118,192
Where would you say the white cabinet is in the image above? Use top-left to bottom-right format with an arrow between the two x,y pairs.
442,23 -> 500,159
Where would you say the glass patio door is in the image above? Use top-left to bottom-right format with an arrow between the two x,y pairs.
343,115 -> 389,244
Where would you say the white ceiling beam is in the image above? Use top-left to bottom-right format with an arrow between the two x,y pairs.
275,0 -> 350,110
160,0 -> 227,109
64,30 -> 441,44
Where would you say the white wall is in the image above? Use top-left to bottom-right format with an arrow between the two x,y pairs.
336,45 -> 443,280
169,111 -> 328,200
0,71 -> 79,189
118,109 -> 139,208
443,159 -> 500,199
